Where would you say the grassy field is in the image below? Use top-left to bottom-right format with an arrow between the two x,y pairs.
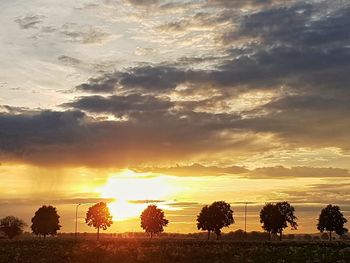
1,239 -> 350,263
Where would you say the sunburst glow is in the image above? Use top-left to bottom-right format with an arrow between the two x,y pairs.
98,170 -> 176,221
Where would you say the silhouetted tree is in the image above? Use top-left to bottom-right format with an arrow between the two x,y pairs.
276,201 -> 298,240
85,202 -> 113,240
259,203 -> 277,240
260,202 -> 297,241
197,205 -> 212,240
0,216 -> 26,239
31,205 -> 61,238
197,201 -> 234,240
317,204 -> 348,241
140,205 -> 168,238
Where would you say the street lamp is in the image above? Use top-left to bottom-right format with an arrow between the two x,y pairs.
244,202 -> 247,240
75,203 -> 81,239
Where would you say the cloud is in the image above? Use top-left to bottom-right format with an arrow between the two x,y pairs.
226,1 -> 350,47
156,11 -> 232,34
60,23 -> 111,44
205,0 -> 296,9
14,14 -> 45,29
77,65 -> 208,93
134,164 -> 350,179
248,166 -> 350,179
276,183 -> 350,206
133,163 -> 248,177
74,0 -> 350,151
58,55 -> 83,67
134,47 -> 157,56
4,0 -> 350,169
235,93 -> 350,149
62,94 -> 174,116
124,0 -> 197,11
0,109 -> 247,167
77,4 -> 350,95
125,0 -> 159,6
0,110 -> 86,157
128,199 -> 164,204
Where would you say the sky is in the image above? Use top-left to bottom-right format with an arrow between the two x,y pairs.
0,0 -> 350,234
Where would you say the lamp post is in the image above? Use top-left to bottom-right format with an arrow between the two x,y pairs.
244,202 -> 247,240
75,203 -> 81,239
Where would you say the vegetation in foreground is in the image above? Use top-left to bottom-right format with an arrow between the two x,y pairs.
0,239 -> 350,263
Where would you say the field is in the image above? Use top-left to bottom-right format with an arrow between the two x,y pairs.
1,239 -> 350,263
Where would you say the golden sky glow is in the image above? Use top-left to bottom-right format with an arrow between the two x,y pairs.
98,170 -> 179,221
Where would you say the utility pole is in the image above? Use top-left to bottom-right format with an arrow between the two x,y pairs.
75,203 -> 81,239
244,202 -> 247,240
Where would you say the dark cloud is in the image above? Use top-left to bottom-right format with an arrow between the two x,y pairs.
227,1 -> 350,47
0,110 -> 86,157
0,109 -> 259,167
14,14 -> 45,29
205,0 -> 296,9
77,73 -> 120,93
235,93 -> 350,149
62,94 -> 174,116
77,66 -> 207,93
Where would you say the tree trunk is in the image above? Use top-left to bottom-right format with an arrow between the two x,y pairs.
97,226 -> 100,240
329,231 -> 332,241
207,230 -> 210,241
216,231 -> 220,240
150,232 -> 153,239
43,234 -> 46,239
279,230 -> 282,241
269,232 -> 271,241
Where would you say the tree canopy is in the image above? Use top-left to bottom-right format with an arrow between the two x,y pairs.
140,205 -> 169,238
197,201 -> 234,240
31,205 -> 61,238
0,216 -> 26,239
317,204 -> 348,241
260,201 -> 298,240
85,202 -> 113,240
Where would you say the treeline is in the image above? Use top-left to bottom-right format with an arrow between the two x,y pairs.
0,201 -> 348,241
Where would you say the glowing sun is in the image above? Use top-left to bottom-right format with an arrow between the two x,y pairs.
98,170 -> 175,221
